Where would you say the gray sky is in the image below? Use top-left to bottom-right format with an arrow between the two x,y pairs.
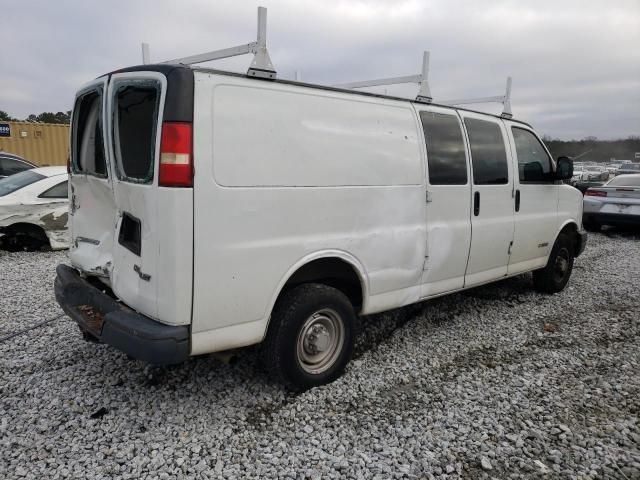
1,0 -> 639,139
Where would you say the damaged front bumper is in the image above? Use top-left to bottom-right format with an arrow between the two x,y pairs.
54,264 -> 189,365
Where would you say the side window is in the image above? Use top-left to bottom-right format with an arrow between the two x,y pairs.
39,180 -> 68,199
73,90 -> 107,177
112,82 -> 160,183
512,127 -> 552,182
1,158 -> 32,176
420,111 -> 467,185
464,118 -> 509,185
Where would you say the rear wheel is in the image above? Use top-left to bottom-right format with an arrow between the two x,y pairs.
533,233 -> 575,293
262,283 -> 356,390
0,225 -> 49,252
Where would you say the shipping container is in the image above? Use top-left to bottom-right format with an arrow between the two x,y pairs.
0,121 -> 69,166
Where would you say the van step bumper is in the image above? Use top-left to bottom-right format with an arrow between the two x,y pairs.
54,264 -> 189,365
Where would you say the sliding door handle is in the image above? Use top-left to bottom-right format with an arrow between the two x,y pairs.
473,191 -> 480,216
515,189 -> 521,212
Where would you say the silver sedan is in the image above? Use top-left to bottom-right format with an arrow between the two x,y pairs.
583,174 -> 640,230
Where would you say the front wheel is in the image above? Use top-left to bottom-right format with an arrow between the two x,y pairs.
532,233 -> 575,294
262,283 -> 356,390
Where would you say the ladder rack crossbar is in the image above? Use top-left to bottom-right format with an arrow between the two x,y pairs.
140,10 -> 515,116
332,51 -> 432,103
333,74 -> 422,90
143,6 -> 276,79
439,94 -> 506,106
161,43 -> 256,66
438,77 -> 513,118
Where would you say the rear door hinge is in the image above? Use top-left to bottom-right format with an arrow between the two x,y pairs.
508,241 -> 513,256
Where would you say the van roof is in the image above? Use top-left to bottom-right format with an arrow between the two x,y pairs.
107,64 -> 533,129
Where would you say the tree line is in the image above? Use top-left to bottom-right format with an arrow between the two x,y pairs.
0,110 -> 71,124
543,136 -> 640,163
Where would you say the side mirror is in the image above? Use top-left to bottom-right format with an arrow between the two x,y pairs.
556,156 -> 573,180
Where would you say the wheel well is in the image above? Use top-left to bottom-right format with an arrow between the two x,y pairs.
559,222 -> 579,254
0,222 -> 49,247
3,222 -> 48,239
282,258 -> 364,312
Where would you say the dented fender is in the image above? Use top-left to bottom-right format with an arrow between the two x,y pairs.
0,201 -> 70,250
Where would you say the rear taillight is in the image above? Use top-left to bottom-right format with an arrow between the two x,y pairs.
585,189 -> 607,197
159,122 -> 193,187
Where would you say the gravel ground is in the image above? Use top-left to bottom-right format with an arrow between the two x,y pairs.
1,230 -> 639,479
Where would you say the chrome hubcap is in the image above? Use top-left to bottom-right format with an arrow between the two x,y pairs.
296,308 -> 345,375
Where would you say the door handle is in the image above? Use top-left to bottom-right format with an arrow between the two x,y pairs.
515,189 -> 521,212
473,191 -> 480,216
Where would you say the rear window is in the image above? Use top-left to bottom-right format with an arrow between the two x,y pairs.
39,180 -> 69,199
72,90 -> 107,177
112,82 -> 160,183
607,175 -> 640,187
0,170 -> 45,197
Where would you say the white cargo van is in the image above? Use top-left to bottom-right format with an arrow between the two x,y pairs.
55,60 -> 586,389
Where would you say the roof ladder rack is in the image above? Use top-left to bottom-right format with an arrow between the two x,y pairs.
439,77 -> 513,118
141,6 -> 277,79
332,51 -> 433,103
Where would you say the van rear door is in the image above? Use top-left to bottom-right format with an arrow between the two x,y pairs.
69,78 -> 117,278
70,68 -> 194,326
105,72 -> 167,320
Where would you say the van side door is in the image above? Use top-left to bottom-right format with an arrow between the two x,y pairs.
506,125 -> 558,273
460,112 -> 515,286
414,105 -> 472,297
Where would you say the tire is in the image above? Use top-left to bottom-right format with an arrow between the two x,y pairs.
262,283 -> 357,390
533,233 -> 575,294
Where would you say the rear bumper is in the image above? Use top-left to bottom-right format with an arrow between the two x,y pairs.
54,264 -> 189,365
583,212 -> 640,227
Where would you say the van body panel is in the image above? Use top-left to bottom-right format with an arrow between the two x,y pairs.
504,122 -> 559,274
413,104 -> 473,298
211,83 -> 423,187
459,111 -> 515,287
557,185 -> 584,233
191,72 -> 426,337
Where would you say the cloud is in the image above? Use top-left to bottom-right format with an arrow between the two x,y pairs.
1,0 -> 638,139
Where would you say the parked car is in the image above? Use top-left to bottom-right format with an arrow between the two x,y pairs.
54,63 -> 586,389
0,152 -> 36,178
605,165 -> 620,175
617,164 -> 640,176
583,174 -> 640,230
0,166 -> 69,251
583,166 -> 609,181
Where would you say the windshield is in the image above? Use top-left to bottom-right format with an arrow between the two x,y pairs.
607,176 -> 640,187
0,170 -> 45,197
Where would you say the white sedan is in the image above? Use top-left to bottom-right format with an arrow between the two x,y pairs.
583,174 -> 640,230
0,166 -> 69,250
